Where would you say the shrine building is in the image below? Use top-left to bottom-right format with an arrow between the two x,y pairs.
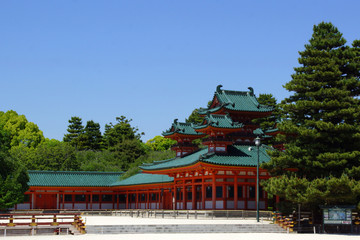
16,85 -> 276,211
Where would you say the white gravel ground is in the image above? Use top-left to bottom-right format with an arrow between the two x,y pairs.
3,216 -> 360,240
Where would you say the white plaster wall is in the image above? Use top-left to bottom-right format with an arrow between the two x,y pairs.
119,203 -> 126,209
216,201 -> 223,209
205,201 -> 212,209
187,202 -> 192,210
248,201 -> 255,209
237,201 -> 245,209
74,203 -> 86,209
101,203 -> 113,209
16,203 -> 30,210
64,203 -> 73,209
227,200 -> 234,209
92,203 -> 100,210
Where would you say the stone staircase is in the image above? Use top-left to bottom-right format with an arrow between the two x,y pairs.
86,223 -> 287,234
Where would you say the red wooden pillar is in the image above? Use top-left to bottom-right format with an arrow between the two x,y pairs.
182,181 -> 186,210
85,192 -> 89,210
234,172 -> 238,210
147,192 -> 150,209
173,182 -> 177,210
72,193 -> 75,209
192,180 -> 196,210
223,183 -> 226,210
212,172 -> 216,209
158,191 -> 161,209
201,178 -> 205,210
90,192 -> 93,210
62,193 -> 65,209
99,192 -> 102,210
126,191 -> 129,209
136,192 -> 138,209
116,191 -> 119,209
244,185 -> 248,209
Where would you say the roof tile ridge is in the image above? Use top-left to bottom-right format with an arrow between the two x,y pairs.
221,90 -> 235,107
248,93 -> 261,108
225,114 -> 235,125
28,170 -> 123,174
198,152 -> 215,161
151,157 -> 177,164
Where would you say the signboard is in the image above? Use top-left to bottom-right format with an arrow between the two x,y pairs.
323,208 -> 352,225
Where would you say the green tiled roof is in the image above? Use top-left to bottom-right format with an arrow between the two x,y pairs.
265,128 -> 279,134
28,171 -> 123,187
198,85 -> 273,114
140,145 -> 271,171
203,145 -> 271,167
112,173 -> 173,186
140,148 -> 207,171
194,114 -> 243,130
162,119 -> 204,136
253,128 -> 264,135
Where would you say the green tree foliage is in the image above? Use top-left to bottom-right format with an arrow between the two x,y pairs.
263,174 -> 360,209
186,108 -> 204,124
0,152 -> 29,210
146,136 -> 176,151
186,101 -> 212,125
63,116 -> 84,149
263,22 -> 360,210
0,110 -> 44,148
77,150 -> 122,172
11,139 -> 79,171
103,116 -> 145,170
111,139 -> 146,170
252,94 -> 280,131
103,116 -> 143,149
0,121 -> 11,153
82,120 -> 102,150
120,149 -> 176,180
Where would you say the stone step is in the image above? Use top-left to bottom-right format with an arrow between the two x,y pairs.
86,224 -> 286,234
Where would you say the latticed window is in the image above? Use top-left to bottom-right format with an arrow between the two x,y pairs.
102,194 -> 113,202
216,186 -> 223,198
65,195 -> 72,202
75,194 -> 86,202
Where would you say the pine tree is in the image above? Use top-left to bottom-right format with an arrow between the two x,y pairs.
263,22 -> 360,210
252,93 -> 280,131
83,120 -> 102,150
63,116 -> 84,149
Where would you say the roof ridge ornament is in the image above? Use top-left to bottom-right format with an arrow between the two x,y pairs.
247,87 -> 260,108
216,85 -> 223,93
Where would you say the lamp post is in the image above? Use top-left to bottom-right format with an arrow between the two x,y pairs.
254,136 -> 261,223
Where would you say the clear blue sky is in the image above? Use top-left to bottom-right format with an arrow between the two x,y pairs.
1,0 -> 359,142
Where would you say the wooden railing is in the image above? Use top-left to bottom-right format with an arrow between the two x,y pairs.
0,213 -> 86,234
